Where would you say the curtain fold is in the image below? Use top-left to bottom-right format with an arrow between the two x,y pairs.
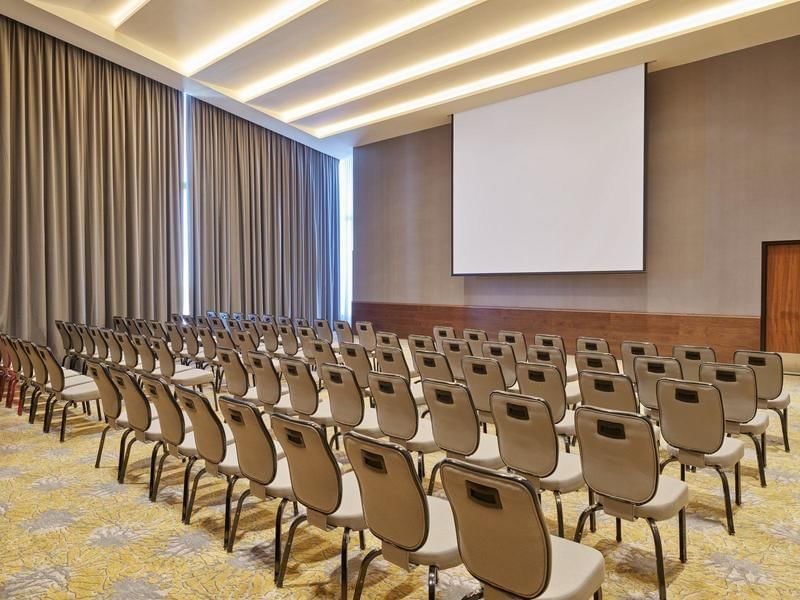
0,16 -> 183,348
190,98 -> 339,322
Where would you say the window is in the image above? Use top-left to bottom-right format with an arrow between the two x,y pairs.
338,156 -> 353,322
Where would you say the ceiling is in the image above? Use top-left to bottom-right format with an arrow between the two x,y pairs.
2,0 -> 800,157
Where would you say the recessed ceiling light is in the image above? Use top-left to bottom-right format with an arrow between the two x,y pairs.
281,0 -> 642,122
109,0 -> 151,28
238,0 -> 485,102
183,0 -> 327,75
312,0 -> 794,137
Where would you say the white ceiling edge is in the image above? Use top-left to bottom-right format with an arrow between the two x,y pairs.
0,0 -> 354,159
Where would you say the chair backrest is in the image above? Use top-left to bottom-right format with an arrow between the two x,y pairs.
150,321 -> 168,341
123,317 -> 137,335
491,392 -> 558,483
271,414 -> 343,516
441,460 -> 553,599
77,324 -> 95,356
634,356 -> 683,411
195,315 -> 210,329
233,329 -> 257,362
102,329 -> 123,364
462,355 -> 506,414
141,374 -> 188,447
432,325 -> 456,351
515,362 -> 567,424
355,321 -> 377,352
218,347 -> 249,397
345,433 -> 428,552
575,351 -> 618,374
480,341 -> 516,387
134,318 -> 153,337
131,334 -> 157,373
733,350 -> 783,401
23,341 -> 47,385
111,316 -> 126,333
293,317 -> 309,329
260,314 -> 274,326
86,360 -> 122,420
333,320 -> 354,344
14,339 -> 32,378
579,371 -> 638,412
280,356 -> 320,416
38,346 -> 64,391
214,327 -> 236,351
311,339 -> 338,373
232,312 -> 243,321
463,328 -> 488,356
672,345 -> 716,382
209,316 -> 225,330
375,344 -> 411,380
115,332 -> 138,368
278,324 -> 299,356
497,330 -> 526,362
261,322 -> 279,352
151,337 -> 178,378
54,321 -> 73,355
368,371 -> 419,441
576,336 -> 610,354
239,320 -> 261,347
656,378 -> 724,457
620,341 -> 658,382
109,366 -> 153,434
422,379 -> 480,457
276,316 -> 291,327
314,318 -> 334,343
65,322 -> 84,353
297,326 -> 318,359
526,345 -> 568,385
219,396 -> 279,486
407,334 -> 436,373
180,325 -> 200,358
442,338 -> 472,380
6,337 -> 21,372
533,334 -> 565,357
340,342 -> 372,389
248,351 -> 283,408
90,326 -> 108,360
197,326 -> 218,361
376,331 -> 401,350
175,385 -> 228,466
320,363 -> 365,429
699,363 -> 758,425
575,406 -> 659,509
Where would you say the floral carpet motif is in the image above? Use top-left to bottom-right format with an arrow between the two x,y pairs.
0,376 -> 798,599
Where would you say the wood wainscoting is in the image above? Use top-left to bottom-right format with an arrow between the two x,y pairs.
352,301 -> 760,362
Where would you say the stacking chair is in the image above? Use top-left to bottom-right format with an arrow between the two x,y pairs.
345,433 -> 461,600
657,378 -> 744,535
423,379 -> 503,494
575,351 -> 619,374
700,363 -> 769,487
528,345 -> 581,408
233,328 -> 259,368
21,341 -> 49,421
293,317 -> 309,329
217,348 -> 259,404
311,338 -> 339,374
276,316 -> 291,327
55,320 -> 78,367
87,360 -> 133,475
376,331 -> 402,350
463,328 -> 488,357
12,339 -> 35,417
111,316 -> 127,333
672,345 -> 715,382
123,317 -> 138,335
314,318 -> 334,344
733,350 -> 791,452
115,332 -> 140,373
635,356 -> 683,423
491,392 -> 586,537
27,341 -> 92,424
334,320 -> 355,344
576,336 -> 610,353
355,321 -> 377,355
516,362 -> 575,452
574,406 -> 688,600
76,324 -> 96,362
260,321 -> 280,353
621,340 -> 659,383
407,334 -> 436,376
166,321 -> 187,359
64,322 -> 86,366
480,341 -> 517,388
214,326 -> 237,352
374,345 -> 424,401
101,329 -> 123,366
2,338 -> 21,410
271,414 -> 368,599
441,460 -> 605,600
368,372 -> 439,479
180,324 -> 204,365
462,355 -> 507,426
0,335 -> 16,406
320,363 -> 382,438
432,325 -> 456,352
89,327 -> 109,362
150,338 -> 214,393
341,342 -> 374,391
219,397 -> 295,556
40,346 -> 101,442
150,321 -> 169,341
533,333 -> 566,357
296,326 -> 319,361
579,371 -> 639,413
249,351 -> 293,414
278,324 -> 301,357
209,315 -> 226,330
414,350 -> 454,383
197,326 -> 223,389
279,357 -> 338,444
195,315 -> 210,329
441,338 -> 472,381
498,330 -> 526,362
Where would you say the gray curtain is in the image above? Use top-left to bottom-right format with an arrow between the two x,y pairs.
0,16 -> 183,349
190,98 -> 339,322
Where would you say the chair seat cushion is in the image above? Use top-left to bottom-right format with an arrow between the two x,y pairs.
409,496 -> 460,569
306,401 -> 336,428
565,381 -> 581,406
263,458 -> 294,499
565,366 -> 578,384
48,374 -> 94,391
326,471 -> 367,530
405,418 -> 439,453
540,452 -> 584,493
410,380 -> 426,405
667,436 -> 745,469
170,368 -> 214,386
554,410 -> 575,437
538,535 -> 605,600
265,394 -> 295,415
633,476 -> 689,521
730,410 -> 770,434
61,381 -> 101,402
353,407 -> 383,438
215,445 -> 243,476
466,434 -> 504,469
760,390 -> 790,410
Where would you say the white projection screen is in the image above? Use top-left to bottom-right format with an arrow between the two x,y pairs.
452,65 -> 645,275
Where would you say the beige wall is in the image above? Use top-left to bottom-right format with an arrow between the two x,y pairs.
354,35 -> 800,317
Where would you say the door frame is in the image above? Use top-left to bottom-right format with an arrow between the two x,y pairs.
760,239 -> 800,350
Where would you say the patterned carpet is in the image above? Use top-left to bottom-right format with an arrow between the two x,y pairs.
0,376 -> 798,599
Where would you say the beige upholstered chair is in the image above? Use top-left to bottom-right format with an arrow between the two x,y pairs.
491,392 -> 586,537
271,414 -> 367,599
280,356 -> 338,446
462,355 -> 507,426
528,345 -> 581,408
219,396 -> 295,560
276,315 -> 291,327
248,351 -> 293,414
635,356 -> 683,422
115,331 -> 140,372
574,406 -> 688,600
278,324 -> 301,357
672,345 -> 715,382
480,341 -> 517,388
260,321 -> 280,353
355,321 -> 377,353
314,318 -> 334,344
102,328 -> 123,366
150,337 -> 214,396
217,347 -> 259,404
620,340 -> 659,383
87,360 -> 132,476
699,363 -> 769,487
376,331 -> 402,350
516,362 -> 574,452
575,351 -> 619,374
579,371 -> 639,413
368,371 -> 438,479
311,338 -> 339,373
498,330 -> 527,362
345,432 -> 461,600
533,333 -> 566,357
414,350 -> 454,383
232,329 -> 258,368
334,320 -> 355,344
657,378 -> 744,535
320,363 -> 382,439
164,322 -> 185,358
463,328 -> 488,357
422,379 -> 504,493
340,342 -> 374,391
408,334 -> 436,376
55,320 -> 78,368
576,336 -> 610,354
296,325 -> 318,360
733,350 -> 790,453
441,460 -> 605,600
293,317 -> 310,329
89,326 -> 108,361
432,325 -> 456,351
441,338 -> 472,381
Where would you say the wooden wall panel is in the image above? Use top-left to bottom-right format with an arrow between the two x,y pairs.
764,242 -> 800,353
353,301 -> 760,362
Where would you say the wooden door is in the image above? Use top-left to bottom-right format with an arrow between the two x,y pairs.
762,240 -> 800,352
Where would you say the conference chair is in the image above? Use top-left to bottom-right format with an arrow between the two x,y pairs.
89,326 -> 109,362
239,319 -> 261,349
151,337 -> 211,391
528,345 -> 581,407
248,351 -> 293,414
733,350 -> 791,453
516,362 -> 575,452
423,379 -> 503,494
163,321 -> 186,359
672,345 -> 715,382
533,333 -> 566,356
278,324 -> 301,357
414,350 -> 454,384
75,324 -> 95,361
311,338 -> 339,374
217,347 -> 258,404
574,406 -> 688,600
320,363 -> 382,439
432,325 -> 456,351
180,324 -> 204,365
463,328 -> 488,357
441,460 -> 605,600
497,330 -> 527,362
195,315 -> 210,329
368,371 -> 439,479
111,316 -> 127,333
40,346 -> 101,442
579,371 -> 640,413
576,336 -> 611,353
634,356 -> 683,423
209,315 -> 225,330
11,339 -> 35,417
462,355 -> 507,426
114,331 -> 140,373
260,321 -> 280,353
276,316 -> 291,327
354,321 -> 377,355
55,320 -> 78,368
314,318 -> 334,344
219,396 -> 295,557
621,340 -> 659,383
657,378 -> 744,535
213,326 -> 237,353
0,335 -> 16,407
480,341 -> 517,388
340,342 -> 374,392
296,325 -> 319,361
279,357 -> 338,444
259,314 -> 274,326
374,345 -> 424,401
334,320 -> 355,344
27,340 -> 93,424
699,363 -> 769,486
64,322 -> 86,368
407,334 -> 436,376
87,360 -> 134,477
101,329 -> 123,367
441,338 -> 472,381
134,318 -> 153,337
345,433 -> 461,600
376,331 -> 402,350
271,414 -> 368,599
575,351 -> 619,374
149,320 -> 169,341
232,329 -> 258,370
197,326 -> 223,390
491,391 -> 586,538
293,317 -> 309,329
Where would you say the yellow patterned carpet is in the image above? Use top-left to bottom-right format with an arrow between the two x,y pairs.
0,377 -> 798,599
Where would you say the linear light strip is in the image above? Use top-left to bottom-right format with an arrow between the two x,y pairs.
109,0 -> 151,28
183,0 -> 327,75
282,0 -> 642,122
239,0 -> 485,102
312,0 -> 794,138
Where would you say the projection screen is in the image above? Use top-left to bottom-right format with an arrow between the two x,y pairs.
452,64 -> 645,275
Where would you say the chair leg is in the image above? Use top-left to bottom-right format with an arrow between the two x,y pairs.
594,588 -> 603,600
95,399 -> 103,421
117,429 -> 132,480
223,475 -> 239,546
714,465 -> 735,535
184,468 -> 207,524
148,441 -> 164,499
646,518 -> 667,600
659,456 -> 678,474
772,408 -> 790,452
680,464 -> 686,481
745,433 -> 767,487
616,518 -> 622,542
276,515 -> 307,587
226,489 -> 252,552
734,462 -> 742,506
574,503 -> 602,543
588,490 -> 597,532
27,389 -> 41,423
353,548 -> 382,600
118,436 -> 137,483
418,452 -> 426,480
150,443 -> 169,501
428,565 -> 438,600
554,491 -> 564,538
95,425 -> 111,468
761,431 -> 767,467
563,435 -> 571,454
678,508 -> 687,563
427,460 -> 443,495
181,457 -> 197,522
60,400 -> 76,442
340,527 -> 351,600
274,498 -> 289,580
17,383 -> 28,416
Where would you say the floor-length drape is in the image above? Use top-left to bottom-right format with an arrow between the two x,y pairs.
0,16 -> 183,348
190,98 -> 339,322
